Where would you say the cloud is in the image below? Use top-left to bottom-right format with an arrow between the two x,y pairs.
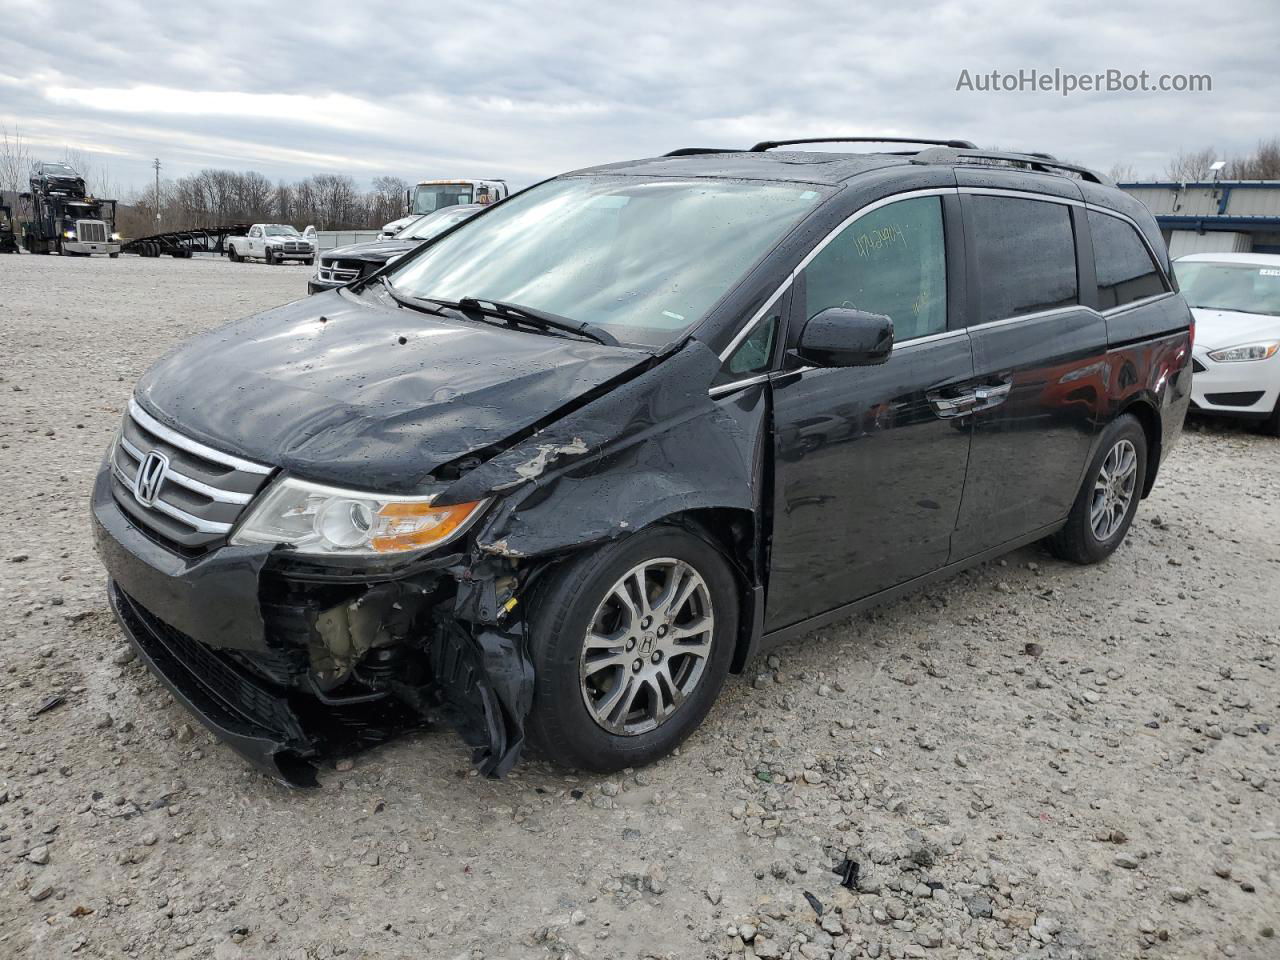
1,0 -> 1277,194
44,85 -> 399,132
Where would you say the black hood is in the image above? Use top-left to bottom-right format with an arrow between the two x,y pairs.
134,289 -> 653,492
324,238 -> 418,263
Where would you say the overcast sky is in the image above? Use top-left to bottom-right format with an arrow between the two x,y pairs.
3,0 -> 1277,195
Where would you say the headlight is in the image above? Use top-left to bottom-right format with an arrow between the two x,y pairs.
63,230 -> 75,239
1206,342 -> 1280,363
230,477 -> 487,556
110,232 -> 120,241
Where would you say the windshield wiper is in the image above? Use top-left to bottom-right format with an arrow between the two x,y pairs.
376,276 -> 454,316
454,296 -> 620,347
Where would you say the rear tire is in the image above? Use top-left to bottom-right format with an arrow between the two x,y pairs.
525,525 -> 738,772
228,246 -> 240,263
1047,414 -> 1147,565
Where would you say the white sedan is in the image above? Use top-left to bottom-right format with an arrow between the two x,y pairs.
1174,252 -> 1280,436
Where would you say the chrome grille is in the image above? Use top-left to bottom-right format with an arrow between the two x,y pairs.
109,399 -> 273,551
77,220 -> 108,243
317,257 -> 363,284
281,241 -> 311,254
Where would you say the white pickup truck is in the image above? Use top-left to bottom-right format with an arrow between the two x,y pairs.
227,224 -> 316,265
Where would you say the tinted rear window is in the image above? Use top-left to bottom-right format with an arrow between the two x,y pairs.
969,196 -> 1078,324
1089,210 -> 1166,309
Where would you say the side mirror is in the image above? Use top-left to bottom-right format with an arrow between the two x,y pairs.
796,308 -> 894,367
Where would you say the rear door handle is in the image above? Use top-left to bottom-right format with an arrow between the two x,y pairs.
973,381 -> 1012,408
929,392 -> 978,418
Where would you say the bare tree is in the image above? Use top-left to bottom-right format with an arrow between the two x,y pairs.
1226,138 -> 1280,180
0,125 -> 33,215
1107,162 -> 1138,183
238,171 -> 274,221
273,180 -> 294,223
1164,147 -> 1218,181
368,175 -> 409,226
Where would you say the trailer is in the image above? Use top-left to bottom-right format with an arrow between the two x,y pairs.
122,223 -> 253,258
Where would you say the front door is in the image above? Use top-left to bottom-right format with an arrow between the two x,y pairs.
765,192 -> 975,631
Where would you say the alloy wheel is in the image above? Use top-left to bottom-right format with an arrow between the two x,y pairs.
1090,438 -> 1138,541
579,557 -> 715,736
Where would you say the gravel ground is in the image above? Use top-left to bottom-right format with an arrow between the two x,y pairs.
1,253 -> 1277,960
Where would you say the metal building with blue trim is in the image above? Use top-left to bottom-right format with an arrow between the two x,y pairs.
1119,180 -> 1280,257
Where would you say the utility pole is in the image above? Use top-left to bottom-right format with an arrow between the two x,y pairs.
153,158 -> 162,226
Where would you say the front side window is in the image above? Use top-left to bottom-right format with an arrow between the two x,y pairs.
1173,260 -> 1280,318
801,195 -> 947,341
1089,210 -> 1166,309
389,176 -> 824,348
969,196 -> 1078,323
726,316 -> 779,374
411,184 -> 475,214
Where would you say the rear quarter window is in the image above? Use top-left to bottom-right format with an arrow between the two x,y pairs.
1088,210 -> 1167,309
968,196 -> 1078,324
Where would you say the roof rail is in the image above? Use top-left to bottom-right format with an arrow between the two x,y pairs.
911,147 -> 1112,185
750,137 -> 978,152
663,147 -> 740,157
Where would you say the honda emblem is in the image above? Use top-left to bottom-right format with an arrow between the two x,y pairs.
134,450 -> 169,507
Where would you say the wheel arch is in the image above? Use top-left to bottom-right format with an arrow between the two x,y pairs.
516,505 -> 765,676
638,506 -> 763,676
1117,396 -> 1162,497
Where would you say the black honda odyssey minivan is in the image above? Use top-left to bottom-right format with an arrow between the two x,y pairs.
93,139 -> 1193,784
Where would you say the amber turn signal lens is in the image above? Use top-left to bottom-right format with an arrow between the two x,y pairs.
370,500 -> 485,553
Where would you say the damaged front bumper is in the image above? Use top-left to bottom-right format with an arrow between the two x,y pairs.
91,465 -> 533,786
109,583 -> 322,784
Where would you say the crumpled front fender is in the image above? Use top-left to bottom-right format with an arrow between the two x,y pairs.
440,340 -> 765,559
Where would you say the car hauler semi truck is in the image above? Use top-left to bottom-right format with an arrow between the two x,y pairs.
21,160 -> 120,256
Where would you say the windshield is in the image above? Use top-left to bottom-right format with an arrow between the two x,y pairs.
399,205 -> 479,241
1175,260 -> 1280,318
411,184 -> 474,214
264,225 -> 300,237
389,176 -> 823,347
41,162 -> 78,176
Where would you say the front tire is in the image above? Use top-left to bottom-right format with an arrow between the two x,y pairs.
525,525 -> 738,772
1047,414 -> 1147,564
1262,399 -> 1280,438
